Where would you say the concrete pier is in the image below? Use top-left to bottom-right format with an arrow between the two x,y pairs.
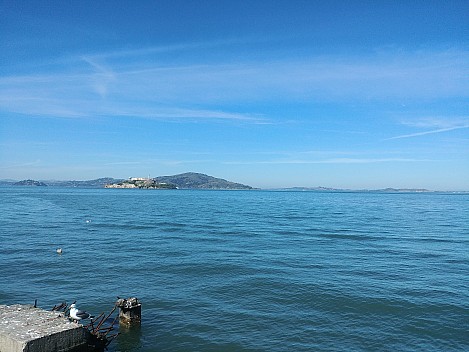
0,304 -> 90,352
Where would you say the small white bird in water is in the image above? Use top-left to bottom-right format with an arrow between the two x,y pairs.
56,248 -> 63,254
70,303 -> 93,322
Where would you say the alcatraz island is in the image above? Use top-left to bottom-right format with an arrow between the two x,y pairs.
1,173 -> 254,190
104,173 -> 254,189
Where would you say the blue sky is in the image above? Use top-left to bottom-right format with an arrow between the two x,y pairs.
1,1 -> 468,190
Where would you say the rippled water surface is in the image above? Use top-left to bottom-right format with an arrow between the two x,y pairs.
1,187 -> 468,351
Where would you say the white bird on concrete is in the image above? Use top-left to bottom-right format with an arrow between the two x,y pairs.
70,303 -> 93,322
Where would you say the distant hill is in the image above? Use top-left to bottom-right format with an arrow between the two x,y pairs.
13,179 -> 47,186
0,179 -> 17,186
374,188 -> 431,193
4,178 -> 123,188
46,177 -> 124,188
273,187 -> 433,193
285,186 -> 342,192
154,172 -> 253,190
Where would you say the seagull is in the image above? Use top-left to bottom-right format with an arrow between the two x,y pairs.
56,248 -> 63,254
70,303 -> 93,322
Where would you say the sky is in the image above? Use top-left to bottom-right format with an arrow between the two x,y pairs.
1,0 -> 468,190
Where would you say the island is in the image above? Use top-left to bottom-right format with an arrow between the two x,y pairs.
13,179 -> 47,186
1,173 -> 254,190
105,173 -> 254,190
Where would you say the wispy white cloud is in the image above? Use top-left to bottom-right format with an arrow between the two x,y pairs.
387,126 -> 469,140
0,46 -> 468,122
317,158 -> 423,164
100,105 -> 265,122
0,160 -> 41,169
105,50 -> 469,103
226,157 -> 423,165
400,117 -> 469,129
102,161 -> 145,166
387,117 -> 469,140
0,96 -> 89,118
81,56 -> 116,98
0,92 -> 262,122
103,158 -> 215,167
84,37 -> 261,61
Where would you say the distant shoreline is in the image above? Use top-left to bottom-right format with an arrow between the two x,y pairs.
1,173 -> 468,193
2,182 -> 469,194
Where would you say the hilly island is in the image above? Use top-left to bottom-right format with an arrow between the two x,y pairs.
105,173 -> 253,190
3,173 -> 254,190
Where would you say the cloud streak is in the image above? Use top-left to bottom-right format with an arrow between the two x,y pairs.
0,47 -> 468,122
81,56 -> 116,98
0,160 -> 42,169
226,157 -> 423,165
387,117 -> 469,140
387,126 -> 469,140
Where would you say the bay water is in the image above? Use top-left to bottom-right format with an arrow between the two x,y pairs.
0,187 -> 468,351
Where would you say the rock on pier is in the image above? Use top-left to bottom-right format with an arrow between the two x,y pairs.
0,304 -> 89,352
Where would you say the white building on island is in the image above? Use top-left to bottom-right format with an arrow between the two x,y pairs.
129,177 -> 150,181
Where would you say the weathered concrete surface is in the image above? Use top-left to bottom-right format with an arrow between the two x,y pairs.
0,304 -> 89,352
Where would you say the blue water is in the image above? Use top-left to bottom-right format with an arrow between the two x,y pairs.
1,187 -> 468,351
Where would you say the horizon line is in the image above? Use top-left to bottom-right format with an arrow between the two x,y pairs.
1,175 -> 468,193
